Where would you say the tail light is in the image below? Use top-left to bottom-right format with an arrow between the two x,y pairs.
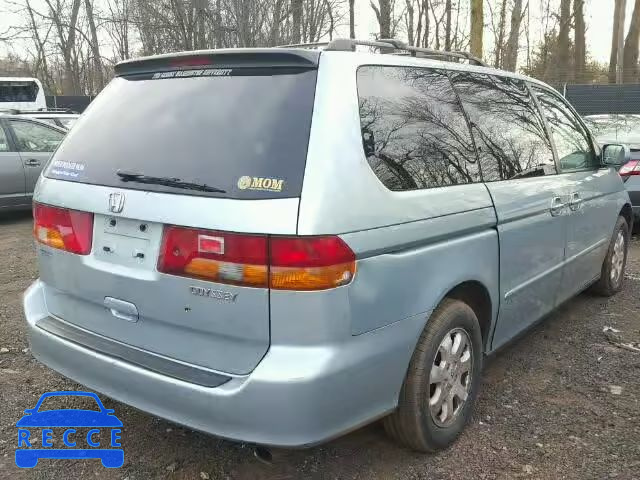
158,226 -> 356,291
33,203 -> 93,255
269,237 -> 356,290
619,160 -> 640,180
158,226 -> 269,287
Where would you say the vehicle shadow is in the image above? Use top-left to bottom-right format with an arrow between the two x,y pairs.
0,209 -> 32,225
98,292 -> 598,480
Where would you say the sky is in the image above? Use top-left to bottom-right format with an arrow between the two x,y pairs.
0,0 -> 635,64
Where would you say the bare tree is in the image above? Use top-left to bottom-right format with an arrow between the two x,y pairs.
405,0 -> 415,45
371,0 -> 392,38
574,0 -> 585,82
504,0 -> 524,72
349,0 -> 355,37
44,0 -> 83,94
624,0 -> 640,82
23,0 -> 54,91
103,0 -> 132,60
83,0 -> 103,91
470,0 -> 483,58
292,0 -> 303,43
490,0 -> 508,68
556,0 -> 571,82
610,0 -> 627,83
444,0 -> 451,50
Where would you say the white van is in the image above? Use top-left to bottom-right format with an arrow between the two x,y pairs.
0,77 -> 47,111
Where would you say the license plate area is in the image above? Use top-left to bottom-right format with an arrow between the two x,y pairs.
93,215 -> 162,270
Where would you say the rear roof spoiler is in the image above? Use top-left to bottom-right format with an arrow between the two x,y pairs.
114,48 -> 320,76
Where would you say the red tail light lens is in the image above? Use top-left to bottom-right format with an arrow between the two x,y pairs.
270,237 -> 356,290
158,226 -> 269,287
619,160 -> 640,178
157,226 -> 356,290
33,203 -> 93,255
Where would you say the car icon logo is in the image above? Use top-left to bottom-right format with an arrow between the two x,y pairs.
15,391 -> 124,468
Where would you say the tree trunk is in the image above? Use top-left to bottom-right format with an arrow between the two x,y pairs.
406,0 -> 415,46
84,0 -> 103,92
423,0 -> 430,47
574,0 -> 586,82
624,0 -> 640,82
291,0 -> 303,44
494,0 -> 508,68
213,0 -> 223,48
25,0 -> 53,92
371,0 -> 392,38
349,0 -> 356,38
445,0 -> 452,50
470,0 -> 483,59
47,0 -> 82,95
557,0 -> 571,82
610,0 -> 626,83
504,0 -> 523,72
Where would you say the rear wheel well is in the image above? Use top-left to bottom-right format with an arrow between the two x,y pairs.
445,281 -> 492,350
620,203 -> 633,231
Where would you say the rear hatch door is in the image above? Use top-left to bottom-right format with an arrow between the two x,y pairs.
35,50 -> 319,375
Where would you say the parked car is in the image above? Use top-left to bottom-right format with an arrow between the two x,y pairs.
583,114 -> 640,224
0,77 -> 47,111
23,39 -> 632,453
1,109 -> 80,130
0,115 -> 66,211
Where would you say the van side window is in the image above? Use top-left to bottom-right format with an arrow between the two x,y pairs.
357,66 -> 479,191
450,73 -> 556,181
531,86 -> 597,171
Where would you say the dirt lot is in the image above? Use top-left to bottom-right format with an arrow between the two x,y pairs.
0,211 -> 639,480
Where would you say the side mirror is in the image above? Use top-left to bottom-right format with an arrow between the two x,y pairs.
602,144 -> 631,167
362,128 -> 376,157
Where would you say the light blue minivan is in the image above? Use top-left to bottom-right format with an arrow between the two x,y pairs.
23,39 -> 632,452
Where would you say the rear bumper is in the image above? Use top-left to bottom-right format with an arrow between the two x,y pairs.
24,280 -> 426,447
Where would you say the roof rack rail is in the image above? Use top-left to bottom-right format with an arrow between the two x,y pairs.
0,107 -> 78,115
274,37 -> 488,66
275,42 -> 330,49
277,37 -> 487,67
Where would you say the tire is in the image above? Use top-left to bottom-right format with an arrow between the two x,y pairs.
590,216 -> 629,297
383,298 -> 483,452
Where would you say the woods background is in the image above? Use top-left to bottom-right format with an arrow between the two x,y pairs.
0,0 -> 639,97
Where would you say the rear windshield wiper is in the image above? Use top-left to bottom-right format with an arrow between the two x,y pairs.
116,171 -> 226,193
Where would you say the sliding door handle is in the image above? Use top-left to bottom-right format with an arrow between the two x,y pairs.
569,192 -> 583,211
550,196 -> 567,216
24,158 -> 41,167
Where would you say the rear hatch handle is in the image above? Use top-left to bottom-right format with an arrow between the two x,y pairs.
104,297 -> 139,323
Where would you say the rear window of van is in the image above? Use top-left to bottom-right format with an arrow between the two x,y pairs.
45,68 -> 317,199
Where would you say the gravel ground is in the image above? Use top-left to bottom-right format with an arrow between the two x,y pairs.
0,210 -> 639,480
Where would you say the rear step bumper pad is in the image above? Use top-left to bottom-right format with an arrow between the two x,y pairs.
24,279 -> 430,447
36,316 -> 231,388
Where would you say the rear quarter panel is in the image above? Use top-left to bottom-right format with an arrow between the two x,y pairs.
298,52 -> 500,338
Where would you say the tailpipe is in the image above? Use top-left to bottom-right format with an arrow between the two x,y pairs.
253,446 -> 273,465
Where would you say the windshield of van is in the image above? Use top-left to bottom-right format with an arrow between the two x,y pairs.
0,80 -> 39,103
44,67 -> 317,199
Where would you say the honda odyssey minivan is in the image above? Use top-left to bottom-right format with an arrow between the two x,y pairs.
23,39 -> 632,452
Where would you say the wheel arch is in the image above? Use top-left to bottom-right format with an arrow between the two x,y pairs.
620,203 -> 633,231
438,280 -> 494,352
